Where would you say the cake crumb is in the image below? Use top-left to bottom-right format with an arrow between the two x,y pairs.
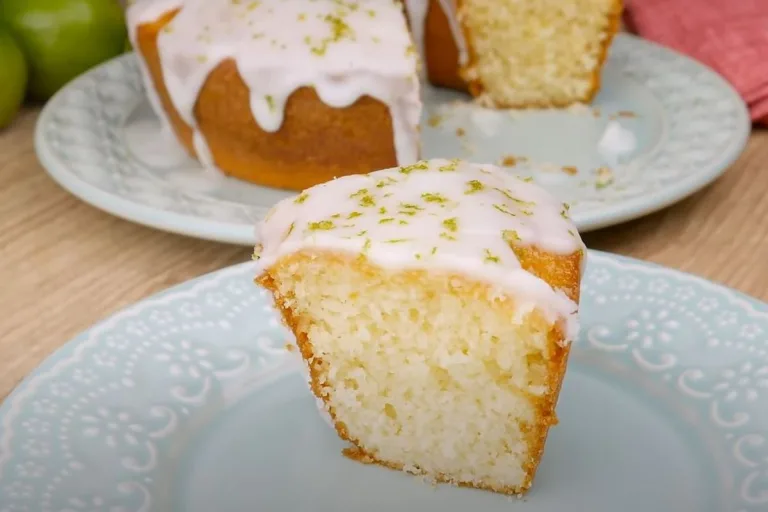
595,166 -> 614,189
565,102 -> 592,115
561,165 -> 578,176
499,155 -> 518,167
592,108 -> 602,117
427,114 -> 443,127
251,243 -> 263,260
342,446 -> 376,464
608,111 -> 637,120
455,127 -> 465,137
284,343 -> 296,352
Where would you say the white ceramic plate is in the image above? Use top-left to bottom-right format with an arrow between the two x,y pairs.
35,34 -> 750,245
1,251 -> 768,511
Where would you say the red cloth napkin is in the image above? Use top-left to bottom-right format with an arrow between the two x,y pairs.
624,0 -> 768,125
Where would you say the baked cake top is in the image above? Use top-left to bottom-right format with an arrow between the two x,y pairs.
254,158 -> 586,340
126,0 -> 421,163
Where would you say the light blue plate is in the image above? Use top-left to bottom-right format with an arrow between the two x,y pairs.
35,34 -> 750,245
1,251 -> 767,511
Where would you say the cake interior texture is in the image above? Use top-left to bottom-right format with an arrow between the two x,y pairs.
460,0 -> 623,107
259,247 -> 581,494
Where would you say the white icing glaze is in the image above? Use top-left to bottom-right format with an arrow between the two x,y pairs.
597,120 -> 637,165
255,158 -> 585,342
126,0 -> 421,168
126,0 -> 182,139
403,0 -> 469,72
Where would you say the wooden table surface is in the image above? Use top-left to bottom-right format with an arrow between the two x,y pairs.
1,108 -> 767,402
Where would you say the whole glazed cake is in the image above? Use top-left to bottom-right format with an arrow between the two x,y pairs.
127,0 -> 622,191
254,158 -> 585,495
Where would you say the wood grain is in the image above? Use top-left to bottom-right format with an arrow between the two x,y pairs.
1,107 -> 766,401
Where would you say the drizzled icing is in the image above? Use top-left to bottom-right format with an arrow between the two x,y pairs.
255,159 -> 586,342
126,0 -> 422,168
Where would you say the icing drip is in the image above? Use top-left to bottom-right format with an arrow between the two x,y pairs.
255,158 -> 585,341
402,0 -> 428,78
127,0 -> 422,168
403,0 -> 469,71
126,0 -> 183,138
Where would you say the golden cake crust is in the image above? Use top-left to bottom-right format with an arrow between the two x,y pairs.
257,246 -> 583,495
422,0 -> 469,93
135,10 -> 400,192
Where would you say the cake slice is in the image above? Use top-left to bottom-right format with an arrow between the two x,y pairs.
405,0 -> 623,108
254,158 -> 585,495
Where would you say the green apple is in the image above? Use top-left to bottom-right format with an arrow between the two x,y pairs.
0,0 -> 127,101
0,28 -> 27,129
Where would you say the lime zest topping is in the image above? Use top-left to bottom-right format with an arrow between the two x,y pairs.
438,159 -> 460,172
465,180 -> 484,194
310,13 -> 355,56
359,194 -> 376,207
495,187 -> 535,208
484,249 -> 500,263
398,161 -> 430,174
398,203 -> 423,216
502,230 -> 521,244
493,204 -> 516,217
376,177 -> 397,188
421,192 -> 448,204
307,220 -> 335,231
442,217 -> 458,232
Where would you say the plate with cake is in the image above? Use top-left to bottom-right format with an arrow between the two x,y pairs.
35,0 -> 749,244
2,159 -> 766,511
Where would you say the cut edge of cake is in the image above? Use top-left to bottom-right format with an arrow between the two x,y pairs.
252,158 -> 586,496
257,247 -> 582,495
456,0 -> 624,109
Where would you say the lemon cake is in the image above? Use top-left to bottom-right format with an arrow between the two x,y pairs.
254,158 -> 585,495
407,0 -> 623,108
126,0 -> 421,191
126,0 -> 622,191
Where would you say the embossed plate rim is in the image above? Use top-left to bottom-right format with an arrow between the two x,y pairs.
34,34 -> 751,244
